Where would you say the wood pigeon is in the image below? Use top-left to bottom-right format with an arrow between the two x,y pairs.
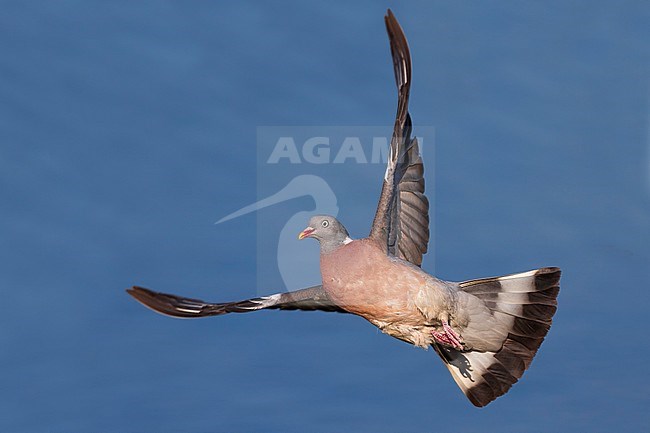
128,9 -> 560,407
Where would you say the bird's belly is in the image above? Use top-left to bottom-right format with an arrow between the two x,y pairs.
369,319 -> 435,348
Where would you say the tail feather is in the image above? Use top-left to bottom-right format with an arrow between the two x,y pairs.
435,267 -> 560,407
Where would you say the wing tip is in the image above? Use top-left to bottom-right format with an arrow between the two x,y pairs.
127,286 -> 162,306
126,285 -> 203,318
385,8 -> 395,21
126,285 -> 144,294
126,285 -> 150,301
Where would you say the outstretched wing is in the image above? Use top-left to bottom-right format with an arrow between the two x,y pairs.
126,284 -> 347,318
369,9 -> 429,267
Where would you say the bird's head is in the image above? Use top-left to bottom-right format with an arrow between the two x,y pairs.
298,215 -> 351,253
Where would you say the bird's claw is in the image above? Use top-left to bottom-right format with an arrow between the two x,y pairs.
432,322 -> 464,350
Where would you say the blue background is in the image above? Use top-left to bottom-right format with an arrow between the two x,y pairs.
1,1 -> 649,432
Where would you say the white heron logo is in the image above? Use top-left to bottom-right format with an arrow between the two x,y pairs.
216,174 -> 338,291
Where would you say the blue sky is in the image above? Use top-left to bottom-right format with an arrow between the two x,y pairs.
1,1 -> 649,432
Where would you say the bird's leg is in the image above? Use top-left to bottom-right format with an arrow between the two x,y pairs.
443,322 -> 464,348
432,320 -> 464,350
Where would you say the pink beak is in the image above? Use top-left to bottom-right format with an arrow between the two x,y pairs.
298,227 -> 315,240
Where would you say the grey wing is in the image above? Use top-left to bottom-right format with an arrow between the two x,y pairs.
369,9 -> 430,267
126,284 -> 347,318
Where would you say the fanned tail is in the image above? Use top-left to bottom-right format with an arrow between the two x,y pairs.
434,267 -> 560,407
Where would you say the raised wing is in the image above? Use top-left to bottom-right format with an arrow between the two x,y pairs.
126,284 -> 347,318
369,10 -> 429,267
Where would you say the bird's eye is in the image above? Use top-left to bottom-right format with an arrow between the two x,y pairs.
321,220 -> 329,228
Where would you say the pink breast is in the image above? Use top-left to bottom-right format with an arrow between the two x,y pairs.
320,239 -> 424,321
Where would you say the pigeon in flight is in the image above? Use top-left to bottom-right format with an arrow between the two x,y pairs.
127,9 -> 560,407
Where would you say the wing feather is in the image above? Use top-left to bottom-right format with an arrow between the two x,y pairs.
127,285 -> 347,318
369,10 -> 430,267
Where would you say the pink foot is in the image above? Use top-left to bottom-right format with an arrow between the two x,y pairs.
432,322 -> 464,350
